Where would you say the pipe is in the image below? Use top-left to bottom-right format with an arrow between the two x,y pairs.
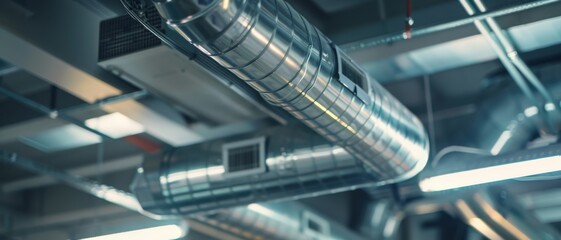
197,201 -> 367,240
150,0 -> 429,184
454,188 -> 560,240
341,0 -> 560,52
0,150 -> 172,221
472,0 -> 558,111
132,124 -> 379,215
459,0 -> 556,135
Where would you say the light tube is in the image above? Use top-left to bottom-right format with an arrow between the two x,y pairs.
79,224 -> 185,240
420,155 -> 561,192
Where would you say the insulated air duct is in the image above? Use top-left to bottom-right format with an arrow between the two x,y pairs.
132,125 -> 377,215
149,0 -> 429,183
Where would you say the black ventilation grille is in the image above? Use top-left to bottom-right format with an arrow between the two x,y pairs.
223,137 -> 266,175
341,57 -> 366,91
98,6 -> 162,61
227,144 -> 260,173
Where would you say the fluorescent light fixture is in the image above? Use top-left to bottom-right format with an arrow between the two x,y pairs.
420,155 -> 561,192
79,224 -> 186,240
85,112 -> 144,139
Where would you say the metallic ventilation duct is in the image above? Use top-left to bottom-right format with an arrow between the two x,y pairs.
132,125 -> 379,215
454,188 -> 560,240
197,201 -> 366,240
151,0 -> 429,184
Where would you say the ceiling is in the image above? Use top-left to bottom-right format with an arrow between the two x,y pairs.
1,0 -> 561,239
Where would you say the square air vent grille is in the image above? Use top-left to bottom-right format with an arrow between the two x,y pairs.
341,57 -> 366,90
98,6 -> 163,61
222,137 -> 266,177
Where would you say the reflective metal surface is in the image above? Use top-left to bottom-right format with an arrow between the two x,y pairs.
132,125 -> 379,215
152,0 -> 429,184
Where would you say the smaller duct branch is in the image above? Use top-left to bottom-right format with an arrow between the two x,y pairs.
132,124 -> 379,215
341,0 -> 560,51
454,188 -> 560,240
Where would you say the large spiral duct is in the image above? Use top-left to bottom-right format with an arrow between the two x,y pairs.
132,125 -> 378,215
150,0 -> 429,184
